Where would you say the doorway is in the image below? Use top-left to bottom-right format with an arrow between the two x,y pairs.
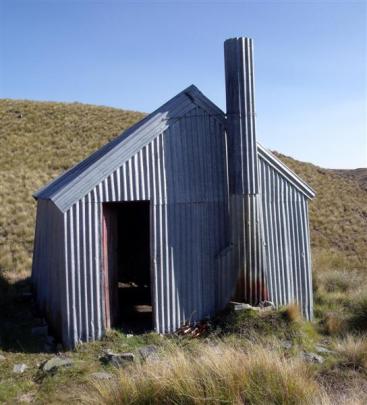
102,201 -> 152,333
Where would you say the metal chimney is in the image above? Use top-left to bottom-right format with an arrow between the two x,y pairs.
224,37 -> 259,195
224,37 -> 267,304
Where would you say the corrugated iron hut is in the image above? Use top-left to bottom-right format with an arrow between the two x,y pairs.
32,37 -> 315,348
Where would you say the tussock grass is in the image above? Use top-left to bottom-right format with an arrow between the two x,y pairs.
349,293 -> 367,332
333,335 -> 367,372
282,303 -> 302,322
86,342 -> 325,405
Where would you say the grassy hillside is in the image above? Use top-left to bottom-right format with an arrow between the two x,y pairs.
275,154 -> 367,269
0,99 -> 145,280
0,99 -> 366,404
0,98 -> 366,279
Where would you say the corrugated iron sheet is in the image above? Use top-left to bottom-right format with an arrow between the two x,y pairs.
34,85 -> 225,212
32,46 -> 315,347
224,37 -> 258,195
259,155 -> 313,319
33,105 -> 230,347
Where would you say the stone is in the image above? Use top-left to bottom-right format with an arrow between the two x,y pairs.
42,356 -> 73,372
31,325 -> 48,337
101,350 -> 135,367
90,371 -> 113,380
281,340 -> 292,350
0,354 -> 6,361
301,351 -> 324,364
13,363 -> 28,373
259,300 -> 275,309
315,345 -> 333,354
139,345 -> 159,361
231,302 -> 256,311
18,393 -> 35,403
126,334 -> 134,338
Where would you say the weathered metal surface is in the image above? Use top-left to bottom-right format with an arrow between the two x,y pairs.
259,155 -> 313,319
33,100 -> 230,347
32,37 -> 315,348
224,37 -> 267,305
224,37 -> 258,195
34,86 -> 225,212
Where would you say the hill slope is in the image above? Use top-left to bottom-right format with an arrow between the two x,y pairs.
0,98 -> 366,280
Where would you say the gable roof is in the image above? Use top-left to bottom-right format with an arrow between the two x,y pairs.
257,144 -> 315,199
34,85 -> 314,212
34,85 -> 225,211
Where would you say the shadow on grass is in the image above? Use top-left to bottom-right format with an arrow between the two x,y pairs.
0,271 -> 47,354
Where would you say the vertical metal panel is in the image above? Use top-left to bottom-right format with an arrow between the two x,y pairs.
224,37 -> 267,306
224,37 -> 258,195
258,156 -> 313,319
31,200 -> 66,340
37,105 -> 230,347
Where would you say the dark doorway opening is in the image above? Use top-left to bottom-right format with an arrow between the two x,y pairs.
102,201 -> 152,333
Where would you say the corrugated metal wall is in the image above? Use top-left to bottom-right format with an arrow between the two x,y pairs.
33,106 -> 231,347
32,200 -> 66,337
259,156 -> 313,319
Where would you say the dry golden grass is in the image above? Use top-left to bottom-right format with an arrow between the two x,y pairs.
276,153 -> 367,270
333,335 -> 367,372
85,341 -> 326,405
0,99 -> 144,276
282,303 -> 302,323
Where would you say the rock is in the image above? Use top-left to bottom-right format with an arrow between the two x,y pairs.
13,363 -> 28,373
301,351 -> 324,364
281,340 -> 292,350
32,325 -> 48,337
18,393 -> 35,403
100,350 -> 135,367
259,300 -> 275,309
0,354 -> 6,361
139,345 -> 159,361
126,334 -> 133,338
42,356 -> 73,372
231,302 -> 257,311
90,371 -> 113,380
315,345 -> 333,354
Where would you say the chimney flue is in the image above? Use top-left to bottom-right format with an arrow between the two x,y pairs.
224,37 -> 259,195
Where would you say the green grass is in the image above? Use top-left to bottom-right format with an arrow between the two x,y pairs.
0,98 -> 366,404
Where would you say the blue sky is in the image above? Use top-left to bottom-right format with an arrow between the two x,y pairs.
1,0 -> 366,169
